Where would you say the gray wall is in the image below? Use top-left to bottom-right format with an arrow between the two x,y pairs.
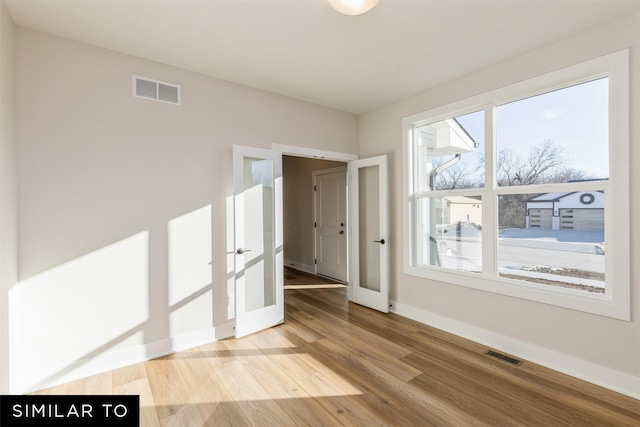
4,5 -> 639,398
359,11 -> 640,394
0,0 -> 17,394
11,27 -> 357,392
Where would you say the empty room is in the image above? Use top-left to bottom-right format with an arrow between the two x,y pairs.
1,1 -> 639,426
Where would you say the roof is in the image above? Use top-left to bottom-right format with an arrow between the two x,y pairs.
527,192 -> 571,202
527,191 -> 604,203
445,196 -> 482,204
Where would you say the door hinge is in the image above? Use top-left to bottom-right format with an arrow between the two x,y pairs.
314,185 -> 316,191
314,259 -> 317,265
314,222 -> 317,228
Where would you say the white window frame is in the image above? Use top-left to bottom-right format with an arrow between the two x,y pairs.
402,50 -> 630,320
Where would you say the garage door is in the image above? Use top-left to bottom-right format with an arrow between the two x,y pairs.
529,209 -> 552,229
560,209 -> 604,231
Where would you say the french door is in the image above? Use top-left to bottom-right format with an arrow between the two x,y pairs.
348,155 -> 389,313
233,146 -> 388,338
233,145 -> 284,338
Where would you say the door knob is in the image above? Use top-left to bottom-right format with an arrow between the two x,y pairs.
236,248 -> 252,255
374,239 -> 386,244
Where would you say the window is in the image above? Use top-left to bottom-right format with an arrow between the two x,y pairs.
403,50 -> 630,320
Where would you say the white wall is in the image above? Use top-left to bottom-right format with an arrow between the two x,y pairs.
283,156 -> 345,272
0,0 -> 17,394
359,11 -> 640,397
555,192 -> 605,210
12,28 -> 358,392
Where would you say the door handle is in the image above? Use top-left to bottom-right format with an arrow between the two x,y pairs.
374,239 -> 386,244
236,248 -> 252,255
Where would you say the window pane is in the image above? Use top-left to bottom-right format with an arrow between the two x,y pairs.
498,191 -> 605,293
496,78 -> 609,186
416,196 -> 482,273
415,111 -> 484,192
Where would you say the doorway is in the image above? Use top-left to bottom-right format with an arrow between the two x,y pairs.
231,144 -> 389,339
282,156 -> 347,280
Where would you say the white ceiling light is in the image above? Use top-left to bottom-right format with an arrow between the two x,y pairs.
326,0 -> 380,16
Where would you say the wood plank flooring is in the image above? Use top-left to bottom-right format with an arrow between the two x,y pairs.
34,270 -> 640,426
284,267 -> 347,289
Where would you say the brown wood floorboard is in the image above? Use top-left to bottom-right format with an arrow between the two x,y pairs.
33,269 -> 640,426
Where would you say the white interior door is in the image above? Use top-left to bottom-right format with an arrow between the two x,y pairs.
349,155 -> 389,313
233,145 -> 283,338
314,168 -> 348,282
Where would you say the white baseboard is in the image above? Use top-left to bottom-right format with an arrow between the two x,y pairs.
214,321 -> 235,340
12,326 -> 222,394
391,300 -> 640,400
284,259 -> 314,275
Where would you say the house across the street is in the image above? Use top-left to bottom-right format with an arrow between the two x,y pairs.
437,196 -> 482,227
525,191 -> 604,231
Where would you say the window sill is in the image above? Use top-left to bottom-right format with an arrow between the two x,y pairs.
403,264 -> 629,321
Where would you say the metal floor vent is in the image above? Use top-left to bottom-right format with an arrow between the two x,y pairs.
484,349 -> 523,367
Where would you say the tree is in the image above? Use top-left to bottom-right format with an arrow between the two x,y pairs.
498,140 -> 596,227
498,194 -> 533,228
546,167 -> 595,184
433,161 -> 479,190
496,139 -> 569,186
488,140 -> 592,227
432,140 -> 594,228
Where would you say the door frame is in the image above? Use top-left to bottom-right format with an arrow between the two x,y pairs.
273,144 -> 359,164
273,144 -> 389,313
228,144 -> 384,340
312,166 -> 348,282
273,144 -> 357,290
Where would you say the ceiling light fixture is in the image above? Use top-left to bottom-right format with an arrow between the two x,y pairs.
326,0 -> 380,16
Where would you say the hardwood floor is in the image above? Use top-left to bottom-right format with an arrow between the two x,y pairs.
284,267 -> 347,289
34,275 -> 640,426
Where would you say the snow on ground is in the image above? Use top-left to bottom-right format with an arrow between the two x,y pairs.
498,228 -> 604,243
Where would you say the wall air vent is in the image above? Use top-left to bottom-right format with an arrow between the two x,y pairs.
484,349 -> 523,367
132,75 -> 181,105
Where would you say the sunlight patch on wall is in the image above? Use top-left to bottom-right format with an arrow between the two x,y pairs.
168,205 -> 213,336
9,231 -> 149,390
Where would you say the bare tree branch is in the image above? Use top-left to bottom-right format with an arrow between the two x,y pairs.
495,140 -> 570,186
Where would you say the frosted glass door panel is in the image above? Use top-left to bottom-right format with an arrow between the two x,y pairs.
359,165 -> 381,292
349,155 -> 389,313
243,158 -> 275,312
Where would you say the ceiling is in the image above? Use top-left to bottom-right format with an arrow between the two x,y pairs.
5,0 -> 640,114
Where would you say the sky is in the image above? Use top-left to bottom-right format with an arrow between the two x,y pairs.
453,77 -> 609,184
